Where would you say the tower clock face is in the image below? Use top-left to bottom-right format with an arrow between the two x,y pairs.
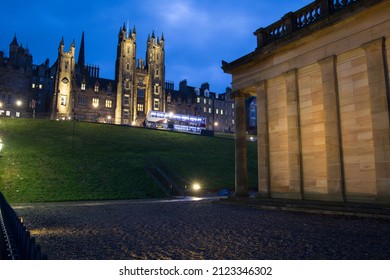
61,77 -> 69,84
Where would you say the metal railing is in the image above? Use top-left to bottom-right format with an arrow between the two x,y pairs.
0,192 -> 47,260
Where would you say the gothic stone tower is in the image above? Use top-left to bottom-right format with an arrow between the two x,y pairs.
51,38 -> 75,120
115,25 -> 165,125
115,24 -> 137,125
145,31 -> 165,116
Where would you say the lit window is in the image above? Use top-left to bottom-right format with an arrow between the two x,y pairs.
232,103 -> 235,109
221,109 -> 224,115
92,98 -> 99,108
203,99 -> 207,104
203,107 -> 207,113
216,109 -> 219,115
81,83 -> 86,90
124,95 -> 129,106
154,99 -> 160,110
94,85 -> 99,93
105,100 -> 112,108
60,96 -> 67,106
208,108 -> 212,113
137,104 -> 144,111
197,97 -> 200,103
32,83 -> 35,89
209,99 -> 212,105
39,84 -> 43,89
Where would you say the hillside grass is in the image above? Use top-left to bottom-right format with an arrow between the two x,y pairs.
0,118 -> 257,203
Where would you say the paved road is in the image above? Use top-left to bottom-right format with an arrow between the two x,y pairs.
13,197 -> 390,260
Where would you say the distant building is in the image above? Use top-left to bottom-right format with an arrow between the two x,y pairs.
0,35 -> 54,118
1,26 -> 237,132
166,80 -> 235,132
52,26 -> 165,125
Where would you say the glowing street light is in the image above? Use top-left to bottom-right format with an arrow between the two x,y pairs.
16,100 -> 22,107
192,183 -> 201,191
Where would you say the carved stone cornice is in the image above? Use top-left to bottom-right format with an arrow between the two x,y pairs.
230,90 -> 251,99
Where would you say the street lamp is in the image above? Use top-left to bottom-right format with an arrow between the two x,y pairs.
0,138 -> 3,156
192,183 -> 201,191
16,100 -> 22,107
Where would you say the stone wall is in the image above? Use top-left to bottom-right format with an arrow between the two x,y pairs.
224,0 -> 390,203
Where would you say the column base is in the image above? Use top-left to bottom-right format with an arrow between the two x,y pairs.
233,191 -> 250,197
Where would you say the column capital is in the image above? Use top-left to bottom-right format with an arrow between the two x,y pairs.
230,90 -> 251,99
318,55 -> 336,66
254,80 -> 267,91
361,37 -> 385,52
283,68 -> 298,78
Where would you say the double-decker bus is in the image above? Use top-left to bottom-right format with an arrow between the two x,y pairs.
146,111 -> 206,134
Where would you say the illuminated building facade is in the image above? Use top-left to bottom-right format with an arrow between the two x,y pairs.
166,80 -> 235,132
52,25 -> 165,124
223,0 -> 390,203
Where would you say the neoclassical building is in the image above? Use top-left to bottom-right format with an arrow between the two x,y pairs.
223,0 -> 390,203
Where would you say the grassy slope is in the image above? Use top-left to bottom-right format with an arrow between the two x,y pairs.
0,119 -> 257,203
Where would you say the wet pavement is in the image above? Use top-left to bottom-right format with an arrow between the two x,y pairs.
13,197 -> 390,260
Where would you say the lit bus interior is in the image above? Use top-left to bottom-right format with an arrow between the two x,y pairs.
146,111 -> 206,134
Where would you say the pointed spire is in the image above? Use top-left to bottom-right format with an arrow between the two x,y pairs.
152,30 -> 155,38
78,31 -> 85,68
133,25 -> 136,34
147,34 -> 151,42
60,37 -> 64,45
123,22 -> 127,31
71,39 -> 75,48
161,32 -> 165,41
10,34 -> 18,46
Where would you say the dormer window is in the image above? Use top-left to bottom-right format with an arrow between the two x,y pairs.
81,83 -> 86,91
94,84 -> 99,93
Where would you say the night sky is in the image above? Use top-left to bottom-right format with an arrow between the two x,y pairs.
0,0 -> 312,93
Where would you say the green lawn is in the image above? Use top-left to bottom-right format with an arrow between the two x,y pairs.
0,118 -> 257,203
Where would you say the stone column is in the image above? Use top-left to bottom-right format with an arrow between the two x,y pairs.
318,55 -> 345,201
284,69 -> 304,198
256,81 -> 270,197
232,90 -> 250,197
362,37 -> 390,197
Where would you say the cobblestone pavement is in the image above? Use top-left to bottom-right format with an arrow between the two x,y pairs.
13,198 -> 390,260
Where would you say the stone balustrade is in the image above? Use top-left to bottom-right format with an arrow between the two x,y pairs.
254,0 -> 360,48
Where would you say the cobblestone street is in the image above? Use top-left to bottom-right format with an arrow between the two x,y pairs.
13,198 -> 390,260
